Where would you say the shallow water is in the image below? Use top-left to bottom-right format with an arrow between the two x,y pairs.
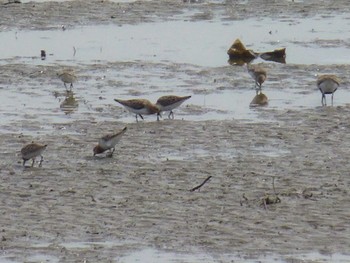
1,2 -> 350,261
1,15 -> 350,66
1,11 -> 349,131
1,244 -> 349,263
1,82 -> 349,133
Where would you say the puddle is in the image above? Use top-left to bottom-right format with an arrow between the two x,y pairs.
114,88 -> 350,123
0,247 -> 348,263
1,14 -> 350,132
117,248 -> 350,263
118,248 -> 217,263
1,82 -> 350,133
0,15 -> 350,66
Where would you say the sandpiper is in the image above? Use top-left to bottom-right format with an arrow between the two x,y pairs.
114,98 -> 160,122
155,95 -> 191,119
57,71 -> 77,91
247,64 -> 267,94
317,74 -> 340,106
93,127 -> 127,157
21,143 -> 47,167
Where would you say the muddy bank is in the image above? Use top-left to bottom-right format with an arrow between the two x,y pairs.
1,0 -> 350,30
1,105 -> 350,261
1,61 -> 350,261
1,0 -> 350,262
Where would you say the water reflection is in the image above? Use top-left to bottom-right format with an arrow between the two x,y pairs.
59,91 -> 79,115
250,92 -> 268,107
0,15 -> 349,66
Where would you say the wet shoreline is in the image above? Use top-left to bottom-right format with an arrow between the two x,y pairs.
1,0 -> 350,262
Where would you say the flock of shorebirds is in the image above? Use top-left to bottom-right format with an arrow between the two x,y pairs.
20,70 -> 192,167
247,64 -> 340,107
20,65 -> 341,167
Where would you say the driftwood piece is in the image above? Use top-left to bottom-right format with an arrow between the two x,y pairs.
190,176 -> 212,192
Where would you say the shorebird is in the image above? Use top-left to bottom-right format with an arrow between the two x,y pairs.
93,127 -> 127,157
247,64 -> 267,94
155,95 -> 191,119
114,98 -> 160,122
57,71 -> 77,91
21,143 -> 47,167
317,74 -> 340,106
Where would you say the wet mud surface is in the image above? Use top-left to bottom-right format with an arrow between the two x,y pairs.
1,0 -> 350,262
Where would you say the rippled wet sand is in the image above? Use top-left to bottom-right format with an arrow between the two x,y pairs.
1,0 -> 350,262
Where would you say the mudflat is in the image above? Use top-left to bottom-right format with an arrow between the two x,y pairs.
1,0 -> 350,262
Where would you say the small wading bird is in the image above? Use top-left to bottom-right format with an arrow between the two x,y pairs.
114,98 -> 160,122
247,64 -> 267,94
21,143 -> 47,167
93,127 -> 127,157
317,74 -> 340,106
155,95 -> 191,119
57,71 -> 77,91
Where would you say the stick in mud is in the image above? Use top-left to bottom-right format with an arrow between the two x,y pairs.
190,176 -> 212,192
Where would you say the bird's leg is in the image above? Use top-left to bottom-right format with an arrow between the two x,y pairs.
168,111 -> 174,119
139,114 -> 144,120
23,159 -> 26,166
31,158 -> 36,167
255,81 -> 260,94
157,113 -> 161,121
107,148 -> 115,157
135,114 -> 139,122
39,155 -> 44,167
322,94 -> 326,106
331,93 -> 334,106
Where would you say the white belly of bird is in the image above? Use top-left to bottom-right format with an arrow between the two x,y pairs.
319,80 -> 338,94
124,105 -> 151,115
22,148 -> 45,160
159,101 -> 184,112
99,137 -> 121,150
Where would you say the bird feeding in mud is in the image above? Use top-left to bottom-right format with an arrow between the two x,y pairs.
316,74 -> 340,106
155,95 -> 191,119
93,127 -> 127,157
247,64 -> 267,94
114,98 -> 160,122
57,70 -> 77,91
21,143 -> 47,167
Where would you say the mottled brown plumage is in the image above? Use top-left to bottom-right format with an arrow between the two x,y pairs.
21,143 -> 47,167
114,98 -> 160,122
155,95 -> 191,119
317,74 -> 340,106
57,71 -> 77,90
247,64 -> 267,94
93,127 -> 127,157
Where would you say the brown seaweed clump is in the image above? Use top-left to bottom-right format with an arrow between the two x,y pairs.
227,39 -> 286,65
227,39 -> 258,66
260,48 -> 286,64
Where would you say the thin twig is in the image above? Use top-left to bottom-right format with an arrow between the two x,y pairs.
272,176 -> 276,195
190,176 -> 212,192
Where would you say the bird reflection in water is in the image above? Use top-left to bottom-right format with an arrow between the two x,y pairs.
60,91 -> 79,114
